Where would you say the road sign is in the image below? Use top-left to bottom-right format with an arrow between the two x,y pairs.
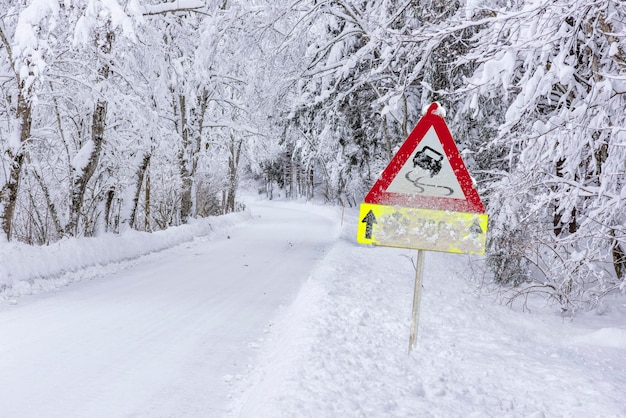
357,203 -> 487,255
365,102 -> 484,213
357,102 -> 488,255
357,102 -> 489,352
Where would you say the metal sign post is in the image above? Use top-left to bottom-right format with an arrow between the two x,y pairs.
408,249 -> 425,354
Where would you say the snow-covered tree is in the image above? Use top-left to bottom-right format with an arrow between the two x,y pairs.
0,0 -> 60,241
2,0 -> 624,311
461,0 -> 626,310
274,0 -> 473,205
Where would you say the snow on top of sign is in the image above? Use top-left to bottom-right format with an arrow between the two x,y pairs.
422,102 -> 446,118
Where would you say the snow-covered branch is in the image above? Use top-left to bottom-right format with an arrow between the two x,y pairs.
141,0 -> 205,16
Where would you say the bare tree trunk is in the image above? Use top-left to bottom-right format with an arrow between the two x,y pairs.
1,149 -> 27,241
176,94 -> 192,223
553,158 -> 577,236
0,26 -> 33,241
66,29 -> 113,236
144,166 -> 151,232
611,230 -> 626,280
190,89 -> 209,216
293,162 -> 302,199
103,186 -> 115,232
284,147 -> 293,199
308,167 -> 314,199
67,99 -> 107,236
225,132 -> 242,213
129,153 -> 151,229
31,168 -> 63,238
265,170 -> 273,200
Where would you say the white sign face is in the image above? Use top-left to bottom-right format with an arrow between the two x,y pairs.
386,127 -> 465,198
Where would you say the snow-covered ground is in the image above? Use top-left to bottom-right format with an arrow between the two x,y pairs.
1,196 -> 625,417
229,205 -> 626,417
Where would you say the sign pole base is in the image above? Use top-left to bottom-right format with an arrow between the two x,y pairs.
408,249 -> 425,354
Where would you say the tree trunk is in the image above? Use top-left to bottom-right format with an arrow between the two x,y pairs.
284,147 -> 293,199
553,158 -> 577,236
612,230 -> 626,280
176,94 -> 192,223
67,99 -> 107,236
1,94 -> 32,241
104,186 -> 115,232
31,168 -> 64,238
190,89 -> 209,215
0,24 -> 34,241
129,153 -> 151,229
225,132 -> 242,213
308,167 -> 314,200
66,29 -> 113,236
144,166 -> 151,232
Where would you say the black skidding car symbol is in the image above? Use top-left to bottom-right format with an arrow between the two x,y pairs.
413,146 -> 443,177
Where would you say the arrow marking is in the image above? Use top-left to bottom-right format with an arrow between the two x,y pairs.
470,219 -> 484,237
362,209 -> 377,239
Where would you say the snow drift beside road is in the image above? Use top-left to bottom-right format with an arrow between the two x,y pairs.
0,211 -> 251,298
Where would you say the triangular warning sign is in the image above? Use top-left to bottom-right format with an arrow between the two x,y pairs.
365,102 -> 485,214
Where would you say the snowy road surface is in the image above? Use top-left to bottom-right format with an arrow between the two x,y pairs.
0,200 -> 338,417
1,198 -> 625,418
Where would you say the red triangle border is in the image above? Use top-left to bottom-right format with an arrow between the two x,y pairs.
364,103 -> 485,214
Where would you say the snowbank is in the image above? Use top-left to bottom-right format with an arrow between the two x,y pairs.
228,206 -> 626,418
0,211 -> 251,298
574,327 -> 626,349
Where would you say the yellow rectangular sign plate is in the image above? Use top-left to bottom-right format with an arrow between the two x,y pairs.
357,203 -> 488,255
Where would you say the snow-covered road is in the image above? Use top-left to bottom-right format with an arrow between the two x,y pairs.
2,198 -> 625,418
0,201 -> 338,417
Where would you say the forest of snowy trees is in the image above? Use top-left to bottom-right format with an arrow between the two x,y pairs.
1,0 -> 624,311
